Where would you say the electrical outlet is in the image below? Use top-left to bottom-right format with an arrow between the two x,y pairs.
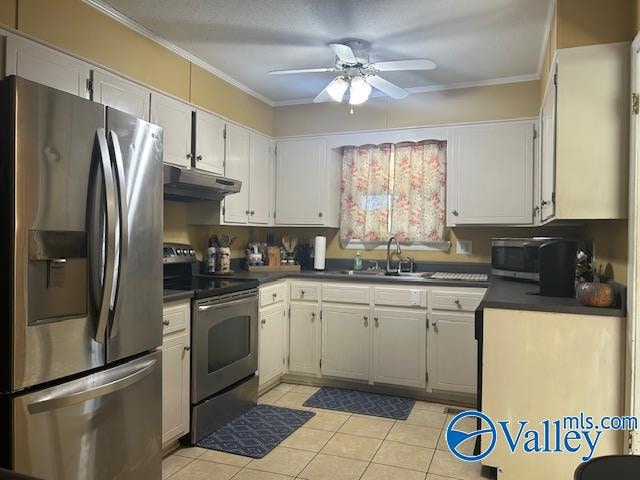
456,239 -> 472,255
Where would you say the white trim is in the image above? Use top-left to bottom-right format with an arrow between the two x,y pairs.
628,31 -> 640,454
83,0 -> 545,108
342,240 -> 451,252
271,74 -> 540,106
82,0 -> 275,106
536,0 -> 556,78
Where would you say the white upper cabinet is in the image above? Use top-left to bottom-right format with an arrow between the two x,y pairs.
150,92 -> 193,168
551,42 -> 629,221
5,35 -> 91,98
275,138 -> 327,225
249,133 -> 272,224
91,69 -> 150,120
448,121 -> 534,226
223,123 -> 251,223
194,109 -> 225,175
539,66 -> 557,223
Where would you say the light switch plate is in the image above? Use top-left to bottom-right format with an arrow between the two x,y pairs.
456,239 -> 472,255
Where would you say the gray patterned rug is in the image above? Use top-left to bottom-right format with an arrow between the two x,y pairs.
196,404 -> 315,458
303,387 -> 415,420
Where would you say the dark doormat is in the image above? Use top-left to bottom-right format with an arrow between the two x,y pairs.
303,387 -> 415,420
196,404 -> 315,458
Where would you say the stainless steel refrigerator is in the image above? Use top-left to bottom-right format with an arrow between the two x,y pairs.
0,76 -> 163,479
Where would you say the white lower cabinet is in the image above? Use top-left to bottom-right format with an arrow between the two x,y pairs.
321,305 -> 370,381
373,308 -> 427,389
258,303 -> 286,387
428,311 -> 477,394
161,300 -> 191,448
288,302 -> 320,375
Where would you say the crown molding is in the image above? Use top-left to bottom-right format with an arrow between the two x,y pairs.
82,0 -> 276,106
84,0 -> 546,109
271,74 -> 540,107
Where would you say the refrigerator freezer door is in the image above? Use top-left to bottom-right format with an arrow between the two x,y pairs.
7,77 -> 107,391
105,108 -> 163,363
12,350 -> 162,480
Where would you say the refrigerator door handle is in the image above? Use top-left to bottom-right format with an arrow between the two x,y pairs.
109,130 -> 129,339
94,128 -> 117,344
26,357 -> 157,414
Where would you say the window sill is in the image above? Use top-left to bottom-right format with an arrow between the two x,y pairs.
341,240 -> 451,252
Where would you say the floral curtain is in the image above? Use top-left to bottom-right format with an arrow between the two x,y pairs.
339,141 -> 446,244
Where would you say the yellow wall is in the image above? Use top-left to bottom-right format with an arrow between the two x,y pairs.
273,81 -> 540,137
0,0 -> 16,28
190,64 -> 273,136
15,0 -> 273,135
556,0 -> 634,49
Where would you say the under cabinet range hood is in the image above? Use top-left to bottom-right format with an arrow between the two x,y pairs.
163,165 -> 241,202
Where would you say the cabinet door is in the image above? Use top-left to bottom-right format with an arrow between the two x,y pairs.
289,303 -> 320,375
258,304 -> 285,387
321,305 -> 370,381
428,311 -> 476,394
5,36 -> 91,98
150,93 -> 193,168
194,109 -> 225,175
223,124 -> 250,223
373,308 -> 426,389
540,66 -> 557,222
448,122 -> 534,225
160,333 -> 190,447
91,70 -> 150,120
249,133 -> 271,224
275,139 -> 326,225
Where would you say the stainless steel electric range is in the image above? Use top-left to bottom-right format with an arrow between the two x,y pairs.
163,243 -> 259,443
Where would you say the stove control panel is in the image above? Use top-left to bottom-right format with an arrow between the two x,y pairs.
163,243 -> 197,264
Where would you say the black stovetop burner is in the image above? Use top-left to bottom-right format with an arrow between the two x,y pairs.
164,275 -> 259,299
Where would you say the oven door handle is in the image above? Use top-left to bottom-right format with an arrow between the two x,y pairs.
198,297 -> 255,311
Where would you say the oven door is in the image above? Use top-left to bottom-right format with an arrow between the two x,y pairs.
192,290 -> 258,403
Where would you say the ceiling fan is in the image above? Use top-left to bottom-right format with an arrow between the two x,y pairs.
268,40 -> 436,106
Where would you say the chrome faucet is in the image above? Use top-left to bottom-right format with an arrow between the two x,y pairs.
386,236 -> 402,275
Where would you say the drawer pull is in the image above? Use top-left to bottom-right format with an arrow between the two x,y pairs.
261,319 -> 266,325
300,289 -> 305,296
162,320 -> 170,326
184,346 -> 191,352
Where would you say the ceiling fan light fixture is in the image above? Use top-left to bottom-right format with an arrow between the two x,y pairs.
349,76 -> 372,105
327,76 -> 348,102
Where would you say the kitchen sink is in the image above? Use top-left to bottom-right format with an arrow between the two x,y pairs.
339,270 -> 426,278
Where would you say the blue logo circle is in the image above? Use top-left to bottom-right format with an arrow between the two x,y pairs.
446,410 -> 497,462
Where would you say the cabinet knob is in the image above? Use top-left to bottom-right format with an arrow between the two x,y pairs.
250,210 -> 255,215
245,210 -> 250,215
452,210 -> 459,216
261,318 -> 266,325
374,317 -> 379,327
196,155 -> 203,161
184,346 -> 191,352
163,320 -> 170,326
454,299 -> 461,305
186,153 -> 193,160
363,315 -> 368,326
318,212 -> 323,218
541,200 -> 549,206
431,321 -> 437,327
272,293 -> 277,299
311,312 -> 316,320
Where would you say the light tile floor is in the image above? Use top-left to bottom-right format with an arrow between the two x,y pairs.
163,383 -> 494,480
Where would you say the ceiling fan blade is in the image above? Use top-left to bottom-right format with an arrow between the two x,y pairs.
268,67 -> 336,75
313,78 -> 339,103
371,59 -> 437,71
366,75 -> 408,99
329,43 -> 357,63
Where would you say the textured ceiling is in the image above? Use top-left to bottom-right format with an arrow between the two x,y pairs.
99,0 -> 552,104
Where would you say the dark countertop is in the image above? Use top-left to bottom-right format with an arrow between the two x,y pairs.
167,262 -> 626,317
197,269 -> 490,289
479,276 -> 626,317
163,289 -> 194,302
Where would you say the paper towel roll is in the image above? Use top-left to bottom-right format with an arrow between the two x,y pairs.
314,236 -> 326,271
